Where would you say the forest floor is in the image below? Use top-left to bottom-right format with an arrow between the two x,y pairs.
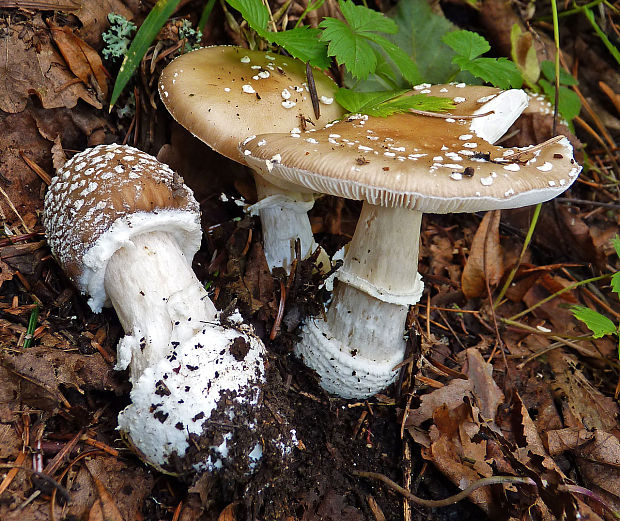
0,0 -> 619,520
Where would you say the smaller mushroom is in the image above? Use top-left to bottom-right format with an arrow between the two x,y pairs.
241,87 -> 581,398
159,46 -> 346,272
43,144 -> 294,472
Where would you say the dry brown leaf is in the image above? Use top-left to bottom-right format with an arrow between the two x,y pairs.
576,430 -> 620,513
0,345 -> 122,412
548,351 -> 620,432
424,404 -> 495,511
461,210 -> 504,299
89,475 -> 126,521
48,21 -> 108,101
0,15 -> 102,113
218,502 -> 240,521
547,428 -> 596,455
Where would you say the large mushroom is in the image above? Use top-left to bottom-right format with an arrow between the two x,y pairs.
158,45 -> 346,272
241,85 -> 581,398
43,144 -> 293,472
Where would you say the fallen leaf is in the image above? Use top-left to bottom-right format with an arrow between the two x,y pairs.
0,15 -> 102,113
48,21 -> 108,101
548,350 -> 620,432
89,474 -> 126,521
462,210 -> 504,299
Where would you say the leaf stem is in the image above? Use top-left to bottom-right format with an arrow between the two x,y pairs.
508,274 -> 610,321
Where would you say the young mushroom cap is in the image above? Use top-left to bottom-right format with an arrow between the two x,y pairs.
43,143 -> 202,313
241,88 -> 581,398
43,145 -> 291,472
159,45 -> 347,271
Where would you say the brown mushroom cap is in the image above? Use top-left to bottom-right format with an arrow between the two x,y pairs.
241,109 -> 581,214
43,144 -> 201,308
159,46 -> 346,163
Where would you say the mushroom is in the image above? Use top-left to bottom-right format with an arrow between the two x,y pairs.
241,85 -> 581,398
43,144 -> 292,471
158,45 -> 346,272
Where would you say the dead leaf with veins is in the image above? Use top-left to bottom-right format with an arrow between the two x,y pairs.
462,210 -> 504,299
0,15 -> 102,113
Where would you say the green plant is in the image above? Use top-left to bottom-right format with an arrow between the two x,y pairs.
442,30 -> 522,89
571,237 -> 620,356
538,60 -> 581,123
102,13 -> 137,60
107,0 -> 537,115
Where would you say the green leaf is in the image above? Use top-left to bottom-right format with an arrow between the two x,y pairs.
226,0 -> 269,34
442,30 -> 490,60
338,0 -> 397,35
453,56 -> 522,89
110,0 -> 182,108
539,79 -> 581,122
334,88 -> 454,117
611,271 -> 620,298
319,17 -> 378,79
319,0 -> 417,81
571,305 -> 618,338
540,60 -> 578,85
363,33 -> 421,85
269,27 -> 330,69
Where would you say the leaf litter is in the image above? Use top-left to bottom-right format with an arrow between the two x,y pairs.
0,0 -> 619,519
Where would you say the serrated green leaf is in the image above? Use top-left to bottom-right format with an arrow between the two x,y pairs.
540,60 -> 578,86
363,33 -> 421,85
110,0 -> 182,108
453,56 -> 522,89
335,88 -> 409,113
442,30 -> 490,60
319,0 -> 415,81
539,80 -> 581,121
319,17 -> 377,79
269,27 -> 330,68
334,88 -> 454,117
572,305 -> 617,338
338,0 -> 397,35
611,271 -> 620,298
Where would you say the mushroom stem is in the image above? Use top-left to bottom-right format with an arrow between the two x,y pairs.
104,231 -> 217,381
337,204 -> 423,305
250,175 -> 318,272
296,203 -> 424,398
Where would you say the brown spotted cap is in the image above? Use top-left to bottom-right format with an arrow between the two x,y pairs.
158,45 -> 346,163
43,144 -> 201,310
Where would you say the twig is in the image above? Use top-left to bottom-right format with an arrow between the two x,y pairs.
353,470 -> 536,508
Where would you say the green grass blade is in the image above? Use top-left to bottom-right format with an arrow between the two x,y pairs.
23,305 -> 39,349
583,7 -> 620,66
198,0 -> 217,31
109,0 -> 183,109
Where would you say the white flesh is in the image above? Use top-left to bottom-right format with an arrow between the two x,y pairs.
296,204 -> 424,398
104,231 -> 217,381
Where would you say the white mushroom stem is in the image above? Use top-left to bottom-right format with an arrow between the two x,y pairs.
104,230 -> 217,381
249,175 -> 320,272
296,203 -> 424,398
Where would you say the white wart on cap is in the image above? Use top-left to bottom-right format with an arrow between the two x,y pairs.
241,94 -> 581,398
159,46 -> 347,272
